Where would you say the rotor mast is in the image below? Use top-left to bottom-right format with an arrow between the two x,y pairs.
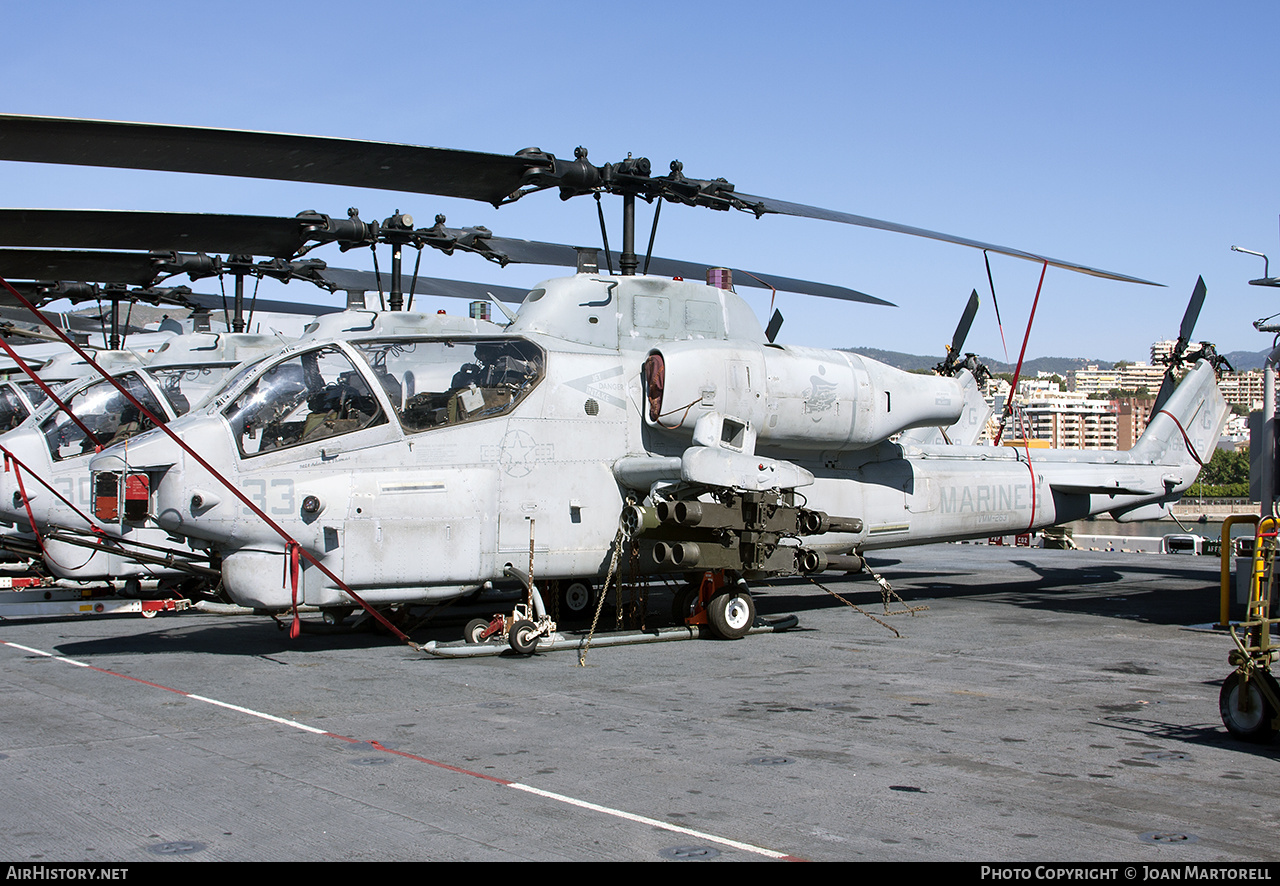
107,290 -> 121,348
620,194 -> 638,277
382,212 -> 414,312
228,255 -> 249,333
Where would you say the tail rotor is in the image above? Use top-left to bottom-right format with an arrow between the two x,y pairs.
1152,277 -> 1229,412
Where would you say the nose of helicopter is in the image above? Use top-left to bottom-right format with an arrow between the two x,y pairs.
89,415 -> 230,539
0,428 -> 55,526
88,425 -> 181,477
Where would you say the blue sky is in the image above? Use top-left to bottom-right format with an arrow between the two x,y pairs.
1,1 -> 1277,362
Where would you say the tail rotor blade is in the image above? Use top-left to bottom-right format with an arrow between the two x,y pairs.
950,289 -> 980,356
765,309 -> 784,343
1152,373 -> 1178,413
1153,276 -> 1209,413
1178,276 -> 1207,344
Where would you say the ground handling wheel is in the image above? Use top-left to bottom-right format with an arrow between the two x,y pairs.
509,619 -> 540,655
322,607 -> 354,626
465,617 -> 498,644
1219,670 -> 1280,742
706,588 -> 756,640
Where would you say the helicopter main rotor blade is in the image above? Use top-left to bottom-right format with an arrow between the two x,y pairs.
0,115 -> 1155,286
0,282 -> 84,311
0,291 -> 146,337
0,209 -> 321,258
732,192 -> 1161,286
0,249 -> 164,286
0,116 -> 537,204
180,291 -> 344,318
309,267 -> 530,305
482,237 -> 894,305
0,323 -> 78,344
0,209 -> 894,307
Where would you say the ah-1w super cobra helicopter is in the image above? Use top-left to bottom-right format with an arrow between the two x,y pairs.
0,116 -> 1231,653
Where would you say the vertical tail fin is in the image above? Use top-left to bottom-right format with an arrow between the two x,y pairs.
1130,359 -> 1229,474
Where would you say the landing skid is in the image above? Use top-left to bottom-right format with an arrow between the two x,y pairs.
420,614 -> 799,658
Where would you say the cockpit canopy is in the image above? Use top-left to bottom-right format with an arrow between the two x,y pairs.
0,382 -> 47,433
226,346 -> 386,456
351,338 -> 543,433
38,364 -> 240,462
222,337 -> 544,457
41,373 -> 166,462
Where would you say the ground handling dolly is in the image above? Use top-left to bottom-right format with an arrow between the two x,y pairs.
1221,517 -> 1280,741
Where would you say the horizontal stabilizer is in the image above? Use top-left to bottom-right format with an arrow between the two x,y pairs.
1110,502 -> 1174,523
1050,481 -> 1160,497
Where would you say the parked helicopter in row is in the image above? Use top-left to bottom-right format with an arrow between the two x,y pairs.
0,331 -> 290,581
78,269 -> 1227,649
0,115 -> 1229,652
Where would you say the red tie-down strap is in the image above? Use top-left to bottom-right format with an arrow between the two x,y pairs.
285,541 -> 302,640
994,261 -> 1048,447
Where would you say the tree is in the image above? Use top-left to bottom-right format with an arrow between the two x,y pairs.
1200,447 -> 1249,486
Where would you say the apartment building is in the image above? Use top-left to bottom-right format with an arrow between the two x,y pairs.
976,340 -> 1247,451
1070,362 -> 1165,396
1218,370 -> 1266,410
1000,392 -> 1119,449
1114,396 -> 1156,451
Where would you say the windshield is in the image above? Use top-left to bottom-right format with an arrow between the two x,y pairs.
350,337 -> 543,433
148,363 -> 238,417
41,374 -> 167,462
225,346 -> 386,457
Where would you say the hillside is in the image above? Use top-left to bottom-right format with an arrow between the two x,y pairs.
845,346 -> 1272,374
844,347 -> 1115,376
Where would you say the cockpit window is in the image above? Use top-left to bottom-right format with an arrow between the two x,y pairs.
41,374 -> 166,462
16,382 -> 49,410
226,346 -> 386,457
351,338 -> 543,434
149,364 -> 237,417
0,386 -> 29,432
